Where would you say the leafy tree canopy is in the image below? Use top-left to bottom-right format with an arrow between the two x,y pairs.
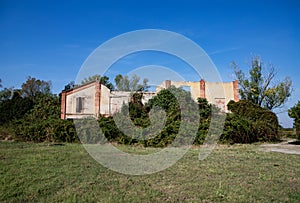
25,94 -> 60,120
232,55 -> 292,110
81,74 -> 114,90
0,90 -> 33,124
288,101 -> 300,139
21,76 -> 51,101
63,81 -> 75,91
0,87 -> 14,101
114,74 -> 149,91
288,101 -> 300,121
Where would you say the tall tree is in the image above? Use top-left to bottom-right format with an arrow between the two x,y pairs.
0,80 -> 15,101
81,74 -> 114,90
81,74 -> 101,84
0,90 -> 33,124
21,76 -> 51,101
288,101 -> 300,139
0,87 -> 14,101
232,56 -> 292,110
114,74 -> 149,91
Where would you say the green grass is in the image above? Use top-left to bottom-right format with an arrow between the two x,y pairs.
0,142 -> 299,202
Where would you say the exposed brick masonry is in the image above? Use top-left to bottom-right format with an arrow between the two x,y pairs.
200,79 -> 206,98
94,82 -> 101,117
165,80 -> 171,89
233,80 -> 239,102
60,92 -> 66,119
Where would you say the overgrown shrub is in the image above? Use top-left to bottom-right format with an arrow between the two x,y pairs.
11,94 -> 78,142
221,100 -> 279,143
13,118 -> 78,142
194,98 -> 215,145
143,86 -> 197,147
227,100 -> 278,125
97,116 -> 134,144
97,87 -> 199,147
0,92 -> 33,125
288,101 -> 300,140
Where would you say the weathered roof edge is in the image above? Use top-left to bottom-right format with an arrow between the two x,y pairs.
62,80 -> 101,93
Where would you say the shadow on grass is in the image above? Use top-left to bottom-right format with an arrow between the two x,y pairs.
288,140 -> 300,145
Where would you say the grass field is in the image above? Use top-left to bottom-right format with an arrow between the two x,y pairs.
1,141 -> 299,202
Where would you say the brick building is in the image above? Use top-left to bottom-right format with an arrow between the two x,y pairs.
60,79 -> 239,119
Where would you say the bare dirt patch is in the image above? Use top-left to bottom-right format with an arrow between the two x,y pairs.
260,138 -> 300,155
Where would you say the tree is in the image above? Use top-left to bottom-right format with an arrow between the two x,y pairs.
13,93 -> 78,142
128,93 -> 149,124
21,76 -> 51,101
0,90 -> 33,124
81,74 -> 101,84
114,74 -> 149,91
26,94 -> 61,120
0,87 -> 14,101
288,101 -> 300,139
0,79 -> 15,101
63,81 -> 75,91
81,74 -> 114,90
144,86 -> 198,146
232,56 -> 292,110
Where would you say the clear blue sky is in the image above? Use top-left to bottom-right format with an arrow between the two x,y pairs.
0,0 -> 299,127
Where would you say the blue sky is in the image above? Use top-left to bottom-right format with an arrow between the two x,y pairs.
0,0 -> 299,127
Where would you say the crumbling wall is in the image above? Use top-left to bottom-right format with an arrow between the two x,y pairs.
65,84 -> 95,119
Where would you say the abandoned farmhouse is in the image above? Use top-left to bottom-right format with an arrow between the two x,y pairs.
60,79 -> 239,119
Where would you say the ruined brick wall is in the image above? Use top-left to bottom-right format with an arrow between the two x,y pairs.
65,83 -> 96,119
157,80 -> 239,112
61,79 -> 239,119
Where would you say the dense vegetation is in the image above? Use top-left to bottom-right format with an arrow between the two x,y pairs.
12,95 -> 77,142
0,76 -> 282,145
97,87 -> 280,146
98,87 -> 201,146
289,101 -> 300,140
232,55 -> 292,110
221,100 -> 279,143
0,77 -> 78,142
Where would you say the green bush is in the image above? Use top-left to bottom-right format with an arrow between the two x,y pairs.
227,100 -> 278,125
0,92 -> 33,125
13,118 -> 78,142
288,101 -> 300,140
97,116 -> 134,144
75,118 -> 107,144
296,121 -> 300,140
11,94 -> 78,143
194,98 -> 214,145
96,87 -> 199,147
144,86 -> 193,147
221,100 -> 279,143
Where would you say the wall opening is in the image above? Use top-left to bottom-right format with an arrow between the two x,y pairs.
214,98 -> 225,113
76,97 -> 85,113
180,85 -> 191,92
